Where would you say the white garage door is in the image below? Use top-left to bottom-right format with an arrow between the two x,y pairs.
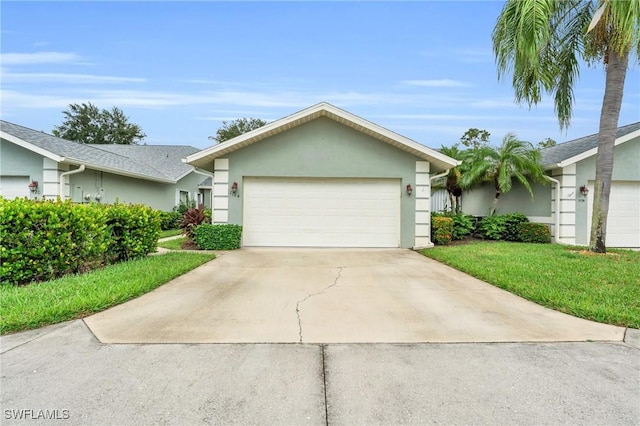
588,181 -> 640,247
243,177 -> 401,247
0,176 -> 30,200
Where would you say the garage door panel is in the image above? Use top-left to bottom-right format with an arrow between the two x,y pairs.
243,178 -> 401,247
587,181 -> 640,247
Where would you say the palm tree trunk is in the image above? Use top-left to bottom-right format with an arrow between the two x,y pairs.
589,49 -> 629,253
490,192 -> 500,216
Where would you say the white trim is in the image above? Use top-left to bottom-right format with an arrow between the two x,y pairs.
1,131 -> 64,162
554,129 -> 640,168
186,102 -> 460,171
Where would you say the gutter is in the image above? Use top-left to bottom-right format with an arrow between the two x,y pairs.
546,176 -> 561,244
58,165 -> 85,199
191,168 -> 214,223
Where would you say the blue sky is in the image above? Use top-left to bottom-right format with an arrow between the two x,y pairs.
1,1 -> 638,150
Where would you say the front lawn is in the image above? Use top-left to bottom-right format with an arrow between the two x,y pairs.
157,236 -> 187,250
159,228 -> 183,238
0,252 -> 216,334
421,242 -> 640,329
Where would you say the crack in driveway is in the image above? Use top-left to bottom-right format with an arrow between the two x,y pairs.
296,267 -> 343,343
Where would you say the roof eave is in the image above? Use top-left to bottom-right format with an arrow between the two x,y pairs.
1,131 -> 64,162
62,159 -> 177,184
555,129 -> 640,168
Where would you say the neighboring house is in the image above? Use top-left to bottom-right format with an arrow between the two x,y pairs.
0,120 -> 212,211
461,122 -> 640,248
186,102 -> 459,249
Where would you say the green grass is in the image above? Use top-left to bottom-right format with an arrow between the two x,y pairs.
157,237 -> 187,250
421,242 -> 640,328
0,252 -> 216,334
159,228 -> 183,238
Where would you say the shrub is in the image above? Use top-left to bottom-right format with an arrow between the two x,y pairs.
180,207 -> 206,239
193,224 -> 242,250
159,211 -> 182,230
503,213 -> 529,241
477,215 -> 507,240
518,222 -> 551,243
104,203 -> 161,262
431,215 -> 453,245
0,198 -> 108,285
449,213 -> 475,240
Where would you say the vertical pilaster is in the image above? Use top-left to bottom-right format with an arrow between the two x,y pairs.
414,161 -> 433,249
212,159 -> 229,224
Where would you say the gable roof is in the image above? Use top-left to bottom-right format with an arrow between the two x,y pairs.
185,102 -> 459,172
1,120 -> 198,183
541,122 -> 640,168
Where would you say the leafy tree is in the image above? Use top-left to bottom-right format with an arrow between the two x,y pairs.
459,133 -> 548,216
438,144 -> 465,213
493,0 -> 639,252
211,118 -> 267,144
460,128 -> 490,149
52,102 -> 146,145
537,137 -> 557,149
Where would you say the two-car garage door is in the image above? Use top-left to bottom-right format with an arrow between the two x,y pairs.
243,177 -> 401,247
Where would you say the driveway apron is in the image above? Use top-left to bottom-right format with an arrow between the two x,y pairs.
84,248 -> 624,344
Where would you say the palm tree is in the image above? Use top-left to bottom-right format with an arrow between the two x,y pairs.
459,134 -> 548,216
493,0 -> 639,253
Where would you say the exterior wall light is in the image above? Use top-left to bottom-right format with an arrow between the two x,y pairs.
230,181 -> 239,197
84,193 -> 92,201
28,180 -> 39,193
579,185 -> 589,197
406,184 -> 413,196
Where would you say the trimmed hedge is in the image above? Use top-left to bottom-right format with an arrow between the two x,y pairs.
477,215 -> 507,240
193,224 -> 242,250
517,222 -> 551,243
431,216 -> 453,245
159,211 -> 182,230
0,198 -> 160,286
503,213 -> 529,241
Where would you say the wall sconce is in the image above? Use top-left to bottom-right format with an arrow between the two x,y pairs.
406,184 -> 413,197
28,180 -> 39,193
579,185 -> 589,197
95,194 -> 102,201
230,181 -> 238,197
84,193 -> 92,201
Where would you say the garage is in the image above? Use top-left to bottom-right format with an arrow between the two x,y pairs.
0,175 -> 30,199
588,181 -> 640,247
243,177 -> 401,247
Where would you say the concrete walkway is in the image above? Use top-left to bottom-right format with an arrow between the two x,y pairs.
85,248 -> 624,344
1,321 -> 638,425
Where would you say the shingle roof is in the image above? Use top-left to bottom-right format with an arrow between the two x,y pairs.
541,122 -> 640,167
1,120 -> 198,182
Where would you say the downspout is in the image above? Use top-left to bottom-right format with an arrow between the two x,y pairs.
547,176 -> 560,244
58,165 -> 85,200
191,167 -> 214,223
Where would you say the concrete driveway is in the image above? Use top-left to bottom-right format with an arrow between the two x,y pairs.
85,249 -> 624,344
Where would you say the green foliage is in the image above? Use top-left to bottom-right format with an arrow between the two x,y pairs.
431,215 -> 453,245
104,203 -> 160,262
159,211 -> 182,230
460,128 -> 490,149
212,117 -> 267,144
52,102 -> 146,145
174,200 -> 196,215
537,137 -> 557,148
503,213 -> 530,241
517,222 -> 551,243
1,198 -> 108,285
477,215 -> 507,240
180,207 -> 206,239
0,199 -> 160,285
193,224 -> 243,250
449,213 -> 475,240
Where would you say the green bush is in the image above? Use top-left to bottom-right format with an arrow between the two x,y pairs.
158,211 -> 181,230
105,203 -> 161,262
449,213 -> 475,240
0,198 -> 108,285
477,215 -> 507,240
431,215 -> 453,245
193,224 -> 242,250
503,213 -> 529,241
517,222 -> 551,243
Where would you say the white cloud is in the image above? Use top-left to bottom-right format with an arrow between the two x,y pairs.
402,79 -> 469,87
0,51 -> 82,65
2,72 -> 146,84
